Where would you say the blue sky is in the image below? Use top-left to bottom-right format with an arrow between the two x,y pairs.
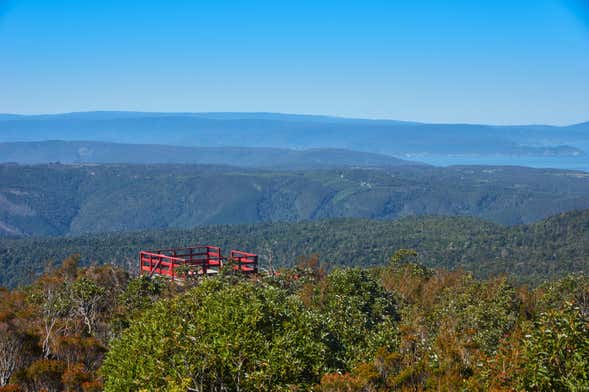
0,0 -> 587,124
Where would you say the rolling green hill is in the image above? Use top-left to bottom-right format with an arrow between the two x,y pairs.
1,209 -> 588,288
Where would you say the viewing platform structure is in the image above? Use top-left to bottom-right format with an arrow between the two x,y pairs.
140,245 -> 258,280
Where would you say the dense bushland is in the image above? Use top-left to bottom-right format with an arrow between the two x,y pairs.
0,251 -> 587,391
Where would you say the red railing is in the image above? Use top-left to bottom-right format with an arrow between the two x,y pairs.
140,245 -> 257,279
230,250 -> 258,273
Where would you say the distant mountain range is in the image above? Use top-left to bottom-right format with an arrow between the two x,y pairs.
2,163 -> 589,237
1,111 -> 587,159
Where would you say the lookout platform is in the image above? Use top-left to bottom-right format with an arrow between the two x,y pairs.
140,245 -> 258,280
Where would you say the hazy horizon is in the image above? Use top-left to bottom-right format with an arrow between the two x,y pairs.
0,109 -> 587,127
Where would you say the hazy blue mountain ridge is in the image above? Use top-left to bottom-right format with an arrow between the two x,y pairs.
0,112 -> 586,158
0,141 -> 417,168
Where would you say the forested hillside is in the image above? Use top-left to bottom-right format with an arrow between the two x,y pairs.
3,163 -> 589,237
2,209 -> 588,288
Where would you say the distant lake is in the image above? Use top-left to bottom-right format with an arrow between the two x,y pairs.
413,155 -> 589,172
406,141 -> 589,172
